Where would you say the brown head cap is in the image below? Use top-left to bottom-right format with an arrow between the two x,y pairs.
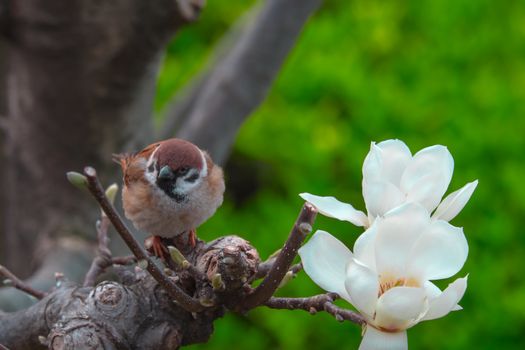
156,138 -> 204,171
114,138 -> 205,186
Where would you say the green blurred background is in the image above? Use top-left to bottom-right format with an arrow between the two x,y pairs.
157,0 -> 525,348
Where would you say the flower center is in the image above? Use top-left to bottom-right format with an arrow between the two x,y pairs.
378,275 -> 420,297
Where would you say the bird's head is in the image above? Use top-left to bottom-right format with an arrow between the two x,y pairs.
148,139 -> 209,203
117,139 -> 210,204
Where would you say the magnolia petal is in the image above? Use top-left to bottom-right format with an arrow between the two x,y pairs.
406,220 -> 468,280
423,281 -> 442,300
424,280 -> 464,309
400,145 -> 454,212
433,180 -> 479,221
299,193 -> 368,227
374,139 -> 412,186
344,259 -> 379,317
362,142 -> 383,183
374,203 -> 430,276
374,286 -> 427,331
452,304 -> 463,311
359,326 -> 408,350
298,230 -> 353,301
422,276 -> 468,321
362,180 -> 406,218
353,224 -> 378,271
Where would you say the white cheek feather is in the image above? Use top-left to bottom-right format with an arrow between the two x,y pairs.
144,145 -> 161,184
199,150 -> 208,177
172,150 -> 208,196
177,172 -> 198,192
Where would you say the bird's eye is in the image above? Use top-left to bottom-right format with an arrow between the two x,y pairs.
178,167 -> 189,176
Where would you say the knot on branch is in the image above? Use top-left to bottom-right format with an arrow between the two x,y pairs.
89,282 -> 132,318
49,323 -> 111,350
45,284 -> 133,349
41,281 -> 190,350
198,236 -> 260,292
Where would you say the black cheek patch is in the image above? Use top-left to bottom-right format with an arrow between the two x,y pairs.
156,178 -> 172,197
157,178 -> 188,203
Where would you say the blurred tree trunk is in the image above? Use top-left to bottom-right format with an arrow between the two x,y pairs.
0,35 -> 6,265
0,0 -> 196,276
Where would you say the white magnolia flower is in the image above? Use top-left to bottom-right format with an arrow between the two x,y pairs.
300,139 -> 478,227
299,203 -> 469,350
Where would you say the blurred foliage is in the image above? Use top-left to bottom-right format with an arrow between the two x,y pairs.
156,0 -> 525,348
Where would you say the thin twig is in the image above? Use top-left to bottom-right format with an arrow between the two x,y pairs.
264,293 -> 365,326
242,203 -> 317,310
289,262 -> 303,275
323,302 -> 366,325
83,166 -> 205,312
112,255 -> 137,265
83,216 -> 112,287
0,265 -> 47,300
264,293 -> 335,311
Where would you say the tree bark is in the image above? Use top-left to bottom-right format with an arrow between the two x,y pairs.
0,186 -> 327,349
0,233 -> 261,350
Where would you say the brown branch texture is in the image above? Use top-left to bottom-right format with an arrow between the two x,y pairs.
0,166 -> 363,349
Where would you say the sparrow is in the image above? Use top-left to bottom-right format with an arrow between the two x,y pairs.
115,138 -> 225,259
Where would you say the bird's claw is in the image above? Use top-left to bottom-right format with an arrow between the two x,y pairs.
145,236 -> 170,261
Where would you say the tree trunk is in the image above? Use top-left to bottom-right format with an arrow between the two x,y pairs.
1,0 -> 197,276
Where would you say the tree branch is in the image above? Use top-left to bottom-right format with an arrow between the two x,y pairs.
0,233 -> 261,349
241,203 -> 317,310
323,302 -> 366,325
0,280 -> 202,349
161,0 -> 322,164
0,237 -> 93,312
82,166 -> 205,313
111,255 -> 137,266
83,216 -> 112,287
264,294 -> 365,326
0,265 -> 46,300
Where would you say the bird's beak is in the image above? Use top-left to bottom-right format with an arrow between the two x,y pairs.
158,165 -> 175,180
